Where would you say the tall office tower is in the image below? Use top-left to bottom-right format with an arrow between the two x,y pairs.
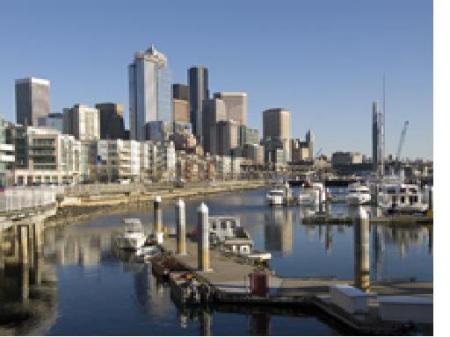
63,104 -> 100,141
372,101 -> 384,175
262,108 -> 291,140
305,129 -> 315,159
188,66 -> 209,142
95,103 -> 126,139
172,83 -> 190,101
172,84 -> 190,124
129,44 -> 172,140
213,92 -> 247,125
15,77 -> 50,126
216,120 -> 239,156
202,98 -> 226,154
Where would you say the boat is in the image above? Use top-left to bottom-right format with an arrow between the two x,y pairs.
297,182 -> 326,206
135,245 -> 160,262
114,218 -> 147,250
265,189 -> 285,206
346,183 -> 371,205
377,183 -> 428,214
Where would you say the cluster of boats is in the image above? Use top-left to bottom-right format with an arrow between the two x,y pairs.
266,179 -> 431,215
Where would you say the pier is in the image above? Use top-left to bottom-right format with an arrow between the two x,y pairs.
153,198 -> 432,335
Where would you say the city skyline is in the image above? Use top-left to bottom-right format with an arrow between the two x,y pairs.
0,0 -> 432,159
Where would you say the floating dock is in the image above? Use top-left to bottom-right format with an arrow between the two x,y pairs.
158,235 -> 432,334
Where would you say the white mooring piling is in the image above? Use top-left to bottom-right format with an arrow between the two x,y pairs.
197,202 -> 211,272
154,196 -> 163,244
353,207 -> 370,291
175,198 -> 186,255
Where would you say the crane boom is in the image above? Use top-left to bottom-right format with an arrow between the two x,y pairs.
396,121 -> 409,162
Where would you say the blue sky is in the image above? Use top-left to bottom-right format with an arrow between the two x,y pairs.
0,0 -> 432,159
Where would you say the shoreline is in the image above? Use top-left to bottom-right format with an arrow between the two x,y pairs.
44,180 -> 267,227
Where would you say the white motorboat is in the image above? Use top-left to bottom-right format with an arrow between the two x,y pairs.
114,218 -> 147,250
377,183 -> 428,214
298,182 -> 326,206
266,189 -> 285,206
346,184 -> 371,205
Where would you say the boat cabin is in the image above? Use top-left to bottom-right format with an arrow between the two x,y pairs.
209,216 -> 241,243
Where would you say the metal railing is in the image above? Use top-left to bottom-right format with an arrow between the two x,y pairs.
0,186 -> 64,212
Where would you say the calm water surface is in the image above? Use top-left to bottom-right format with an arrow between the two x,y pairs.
0,188 -> 432,335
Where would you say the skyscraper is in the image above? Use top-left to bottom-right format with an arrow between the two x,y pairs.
372,101 -> 384,175
172,84 -> 190,124
202,98 -> 226,154
129,45 -> 172,140
213,92 -> 247,126
95,103 -> 126,139
63,104 -> 100,141
15,77 -> 50,126
216,120 -> 240,156
262,108 -> 291,140
188,66 -> 209,142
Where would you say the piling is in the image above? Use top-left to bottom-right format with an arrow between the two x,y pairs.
428,187 -> 433,211
353,207 -> 370,291
175,198 -> 186,255
154,196 -> 163,244
197,202 -> 211,271
18,225 -> 29,265
0,227 -> 4,273
319,187 -> 324,213
27,224 -> 35,267
199,309 -> 212,336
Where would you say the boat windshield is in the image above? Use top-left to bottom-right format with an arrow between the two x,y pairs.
268,191 -> 284,197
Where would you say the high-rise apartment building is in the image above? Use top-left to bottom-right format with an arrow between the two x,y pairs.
63,104 -> 100,141
188,66 -> 209,142
15,77 -> 50,127
129,45 -> 172,140
213,92 -> 247,125
262,108 -> 291,140
95,103 -> 126,139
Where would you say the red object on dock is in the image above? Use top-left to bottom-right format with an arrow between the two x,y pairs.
249,269 -> 270,296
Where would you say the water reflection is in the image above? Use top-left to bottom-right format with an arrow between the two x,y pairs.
0,188 -> 433,335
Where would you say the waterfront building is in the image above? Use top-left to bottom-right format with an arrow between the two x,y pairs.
95,139 -> 141,182
63,104 -> 100,141
129,45 -> 172,140
38,112 -> 64,132
216,120 -> 239,156
95,103 -> 126,140
15,77 -> 50,127
140,141 -> 176,182
331,151 -> 363,166
202,98 -> 227,154
240,125 -> 260,146
262,108 -> 291,140
213,92 -> 247,126
79,141 -> 97,183
12,126 -> 80,185
0,116 -> 15,186
188,66 -> 209,142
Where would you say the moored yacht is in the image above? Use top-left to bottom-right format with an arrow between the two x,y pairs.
346,183 -> 371,205
297,182 -> 326,206
114,218 -> 147,250
265,189 -> 285,206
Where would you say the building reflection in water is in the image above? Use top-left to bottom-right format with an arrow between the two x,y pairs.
248,312 -> 271,336
264,208 -> 293,255
0,222 -> 58,335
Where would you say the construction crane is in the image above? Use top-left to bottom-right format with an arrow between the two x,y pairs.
315,148 -> 323,157
396,121 -> 409,171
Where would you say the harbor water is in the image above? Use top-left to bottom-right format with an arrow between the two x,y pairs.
0,188 -> 433,335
